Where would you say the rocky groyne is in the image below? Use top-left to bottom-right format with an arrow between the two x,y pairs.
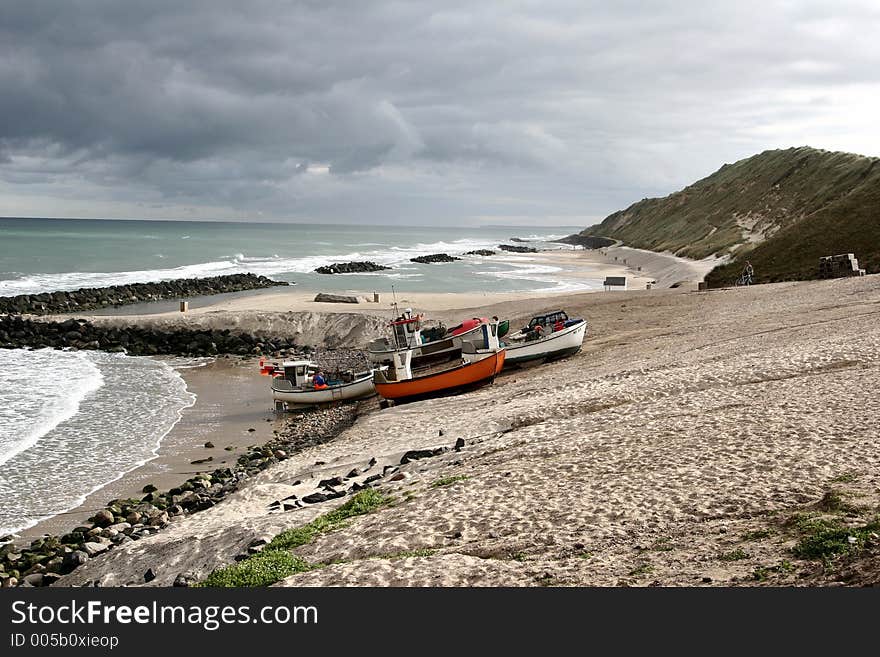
410,253 -> 461,264
0,273 -> 288,316
314,261 -> 391,274
0,315 -> 295,357
464,249 -> 496,256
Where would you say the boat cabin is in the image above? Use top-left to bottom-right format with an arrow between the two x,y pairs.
279,360 -> 316,388
390,308 -> 424,349
527,310 -> 569,330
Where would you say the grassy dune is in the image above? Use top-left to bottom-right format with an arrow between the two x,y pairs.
572,146 -> 879,285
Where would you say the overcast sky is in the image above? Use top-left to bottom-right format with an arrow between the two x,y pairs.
1,1 -> 878,226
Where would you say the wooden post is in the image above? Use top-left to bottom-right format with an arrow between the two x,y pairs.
179,301 -> 189,312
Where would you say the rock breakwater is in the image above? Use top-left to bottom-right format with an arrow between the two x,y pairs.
314,262 -> 391,274
0,315 -> 294,357
0,274 -> 288,316
410,253 -> 461,264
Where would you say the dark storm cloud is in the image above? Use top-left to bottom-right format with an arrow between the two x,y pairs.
1,1 -> 879,223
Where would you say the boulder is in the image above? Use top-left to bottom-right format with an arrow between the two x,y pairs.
82,542 -> 109,557
173,573 -> 197,587
90,509 -> 115,527
23,573 -> 45,587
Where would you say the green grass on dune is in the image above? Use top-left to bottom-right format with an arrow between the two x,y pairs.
574,146 -> 880,285
199,489 -> 390,587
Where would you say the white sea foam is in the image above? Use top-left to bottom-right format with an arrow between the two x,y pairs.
478,261 -> 601,293
0,349 -> 103,468
0,236 -> 502,295
0,231 -> 576,296
0,351 -> 195,536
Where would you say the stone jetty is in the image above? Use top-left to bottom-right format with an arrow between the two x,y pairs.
0,273 -> 288,316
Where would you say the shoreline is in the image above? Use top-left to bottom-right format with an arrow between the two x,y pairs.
18,357 -> 281,540
66,246 -> 713,322
7,243 -> 711,543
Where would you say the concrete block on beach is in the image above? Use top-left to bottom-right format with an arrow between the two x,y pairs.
313,293 -> 360,304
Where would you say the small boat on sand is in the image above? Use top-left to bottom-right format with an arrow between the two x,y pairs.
370,308 -> 505,402
503,310 -> 587,367
263,359 -> 376,408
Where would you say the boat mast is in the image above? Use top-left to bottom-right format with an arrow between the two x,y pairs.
390,285 -> 401,349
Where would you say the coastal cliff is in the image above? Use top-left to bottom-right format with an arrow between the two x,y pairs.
569,147 -> 880,285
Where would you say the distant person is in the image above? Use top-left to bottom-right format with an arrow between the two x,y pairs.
314,371 -> 328,390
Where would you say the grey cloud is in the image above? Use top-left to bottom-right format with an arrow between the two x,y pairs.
1,1 -> 879,224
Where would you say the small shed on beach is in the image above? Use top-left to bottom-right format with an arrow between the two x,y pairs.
603,276 -> 627,291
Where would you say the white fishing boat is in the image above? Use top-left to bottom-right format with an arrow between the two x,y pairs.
503,310 -> 587,367
265,360 -> 376,409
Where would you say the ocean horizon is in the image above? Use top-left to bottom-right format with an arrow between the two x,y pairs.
0,217 -> 586,297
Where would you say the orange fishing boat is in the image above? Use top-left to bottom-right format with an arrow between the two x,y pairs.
371,307 -> 506,402
374,349 -> 505,401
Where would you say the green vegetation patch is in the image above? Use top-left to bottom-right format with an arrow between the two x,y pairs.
741,529 -> 773,541
752,560 -> 796,582
815,489 -> 860,514
200,551 -> 313,587
650,537 -> 674,552
628,562 -> 654,577
792,518 -> 880,561
718,548 -> 750,562
200,489 -> 390,587
430,475 -> 470,488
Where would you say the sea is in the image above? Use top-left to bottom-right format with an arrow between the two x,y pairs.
0,217 -> 585,535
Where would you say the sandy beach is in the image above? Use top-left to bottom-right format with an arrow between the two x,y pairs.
71,246 -> 716,322
46,268 -> 880,587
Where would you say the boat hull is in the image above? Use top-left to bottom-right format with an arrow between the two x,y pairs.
375,350 -> 505,401
504,320 -> 586,366
272,375 -> 375,405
